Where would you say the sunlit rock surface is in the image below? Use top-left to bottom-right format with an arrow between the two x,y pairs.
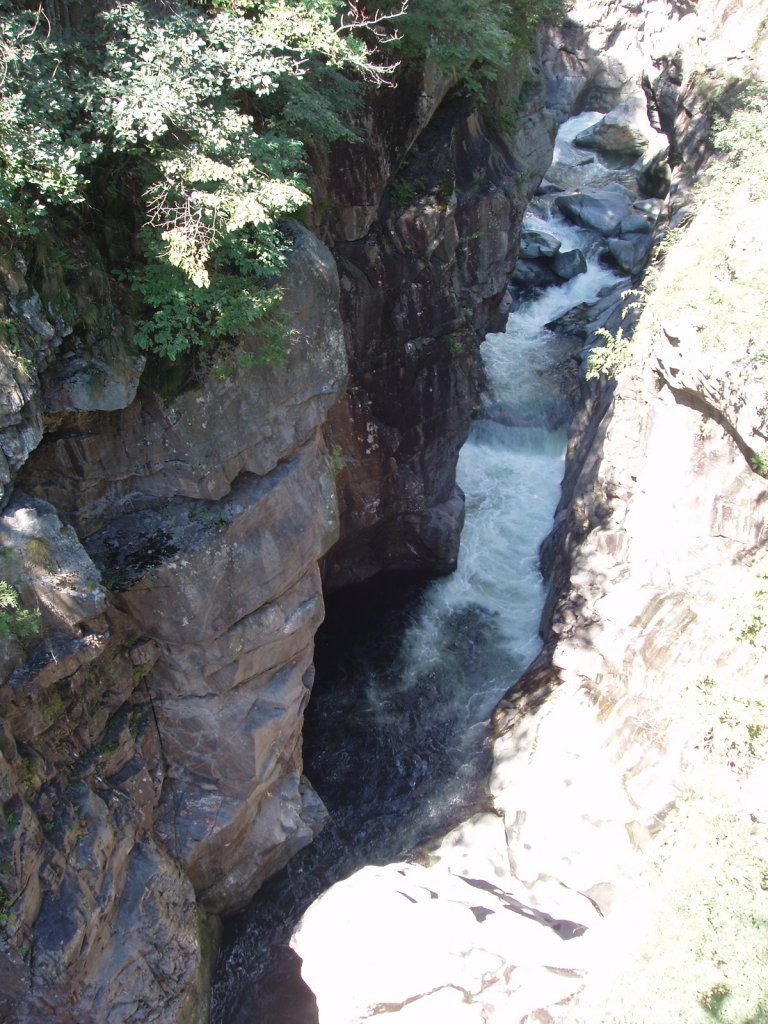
0,226 -> 345,1020
291,3 -> 768,1021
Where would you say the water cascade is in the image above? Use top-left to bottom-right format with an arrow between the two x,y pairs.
211,113 -> 626,1023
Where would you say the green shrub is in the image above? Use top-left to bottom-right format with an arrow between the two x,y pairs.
0,0 -> 404,360
0,581 -> 41,643
397,0 -> 566,96
749,446 -> 768,477
585,292 -> 644,381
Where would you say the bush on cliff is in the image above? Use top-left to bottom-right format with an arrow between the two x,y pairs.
0,0 -> 402,360
398,0 -> 566,96
0,0 -> 570,362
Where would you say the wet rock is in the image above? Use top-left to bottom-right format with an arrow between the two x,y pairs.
536,179 -> 564,196
618,212 -> 652,234
552,248 -> 588,280
606,233 -> 653,274
520,225 -> 562,259
554,188 -> 633,236
512,258 -> 560,289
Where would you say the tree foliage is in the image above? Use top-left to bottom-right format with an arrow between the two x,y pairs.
0,0 -> 565,360
0,581 -> 40,643
0,0 -> 403,358
397,0 -> 567,95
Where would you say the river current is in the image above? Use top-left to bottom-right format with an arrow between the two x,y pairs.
211,112 -> 624,1023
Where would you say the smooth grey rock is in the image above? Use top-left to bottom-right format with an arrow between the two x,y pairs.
519,225 -> 562,259
574,96 -> 658,156
554,190 -> 633,236
619,213 -> 653,235
552,248 -> 588,280
511,258 -> 560,289
606,233 -> 653,274
536,179 -> 564,196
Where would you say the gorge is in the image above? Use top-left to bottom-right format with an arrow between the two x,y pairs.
1,1 -> 767,1022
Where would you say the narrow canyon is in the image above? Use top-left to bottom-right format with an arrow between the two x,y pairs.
0,1 -> 766,1022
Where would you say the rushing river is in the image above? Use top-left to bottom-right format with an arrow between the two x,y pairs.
211,114 -> 624,1023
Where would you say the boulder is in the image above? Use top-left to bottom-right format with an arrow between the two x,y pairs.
536,179 -> 564,196
573,95 -> 661,157
618,213 -> 653,235
511,258 -> 560,290
519,225 -> 562,259
552,248 -> 588,280
606,233 -> 653,275
554,189 -> 633,236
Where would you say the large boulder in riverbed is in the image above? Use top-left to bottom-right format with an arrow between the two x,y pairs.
511,258 -> 560,290
554,187 -> 633,236
573,95 -> 665,158
553,248 -> 588,280
519,218 -> 562,259
606,233 -> 653,275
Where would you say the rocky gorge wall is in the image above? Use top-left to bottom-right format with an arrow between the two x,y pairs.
0,223 -> 347,1023
3,0 -> 766,1018
290,1 -> 768,1020
0,36 -> 560,1024
313,63 -> 558,590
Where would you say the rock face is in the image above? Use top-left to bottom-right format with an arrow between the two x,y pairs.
290,3 -> 768,1021
318,69 -> 558,590
0,36 -> 560,1024
0,272 -> 67,513
0,225 -> 346,1020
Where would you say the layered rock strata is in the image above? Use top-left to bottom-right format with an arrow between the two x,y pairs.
317,65 -> 558,590
290,2 -> 768,1020
0,225 -> 346,1020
